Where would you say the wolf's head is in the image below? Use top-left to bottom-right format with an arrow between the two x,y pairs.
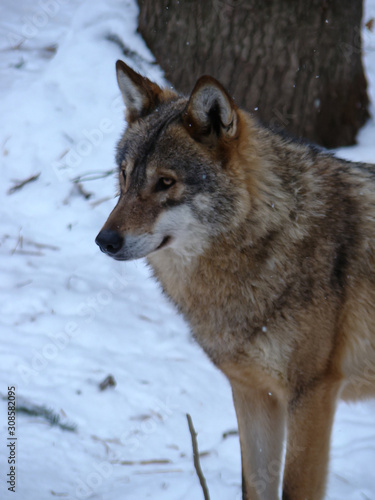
96,60 -> 252,261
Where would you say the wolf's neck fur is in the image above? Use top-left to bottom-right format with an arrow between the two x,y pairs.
148,113 -> 322,346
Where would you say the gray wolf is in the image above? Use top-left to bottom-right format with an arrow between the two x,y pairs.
96,60 -> 375,499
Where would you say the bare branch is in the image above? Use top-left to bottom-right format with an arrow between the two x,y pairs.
72,170 -> 115,183
186,413 -> 210,500
110,459 -> 172,465
8,173 -> 40,195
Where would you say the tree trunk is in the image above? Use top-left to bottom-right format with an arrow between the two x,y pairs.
137,0 -> 369,148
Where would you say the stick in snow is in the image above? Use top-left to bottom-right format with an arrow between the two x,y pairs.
8,173 -> 40,194
186,413 -> 210,500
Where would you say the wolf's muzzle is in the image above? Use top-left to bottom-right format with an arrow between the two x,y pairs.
95,229 -> 124,256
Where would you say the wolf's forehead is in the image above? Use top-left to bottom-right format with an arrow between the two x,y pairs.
118,100 -> 186,168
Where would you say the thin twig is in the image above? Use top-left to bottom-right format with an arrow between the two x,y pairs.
110,459 -> 172,465
23,238 -> 59,251
186,413 -> 210,500
90,196 -> 114,208
11,231 -> 23,254
105,33 -> 156,66
72,170 -> 115,183
10,234 -> 59,255
8,173 -> 40,194
75,182 -> 93,200
12,250 -> 44,257
134,469 -> 183,475
222,429 -> 238,439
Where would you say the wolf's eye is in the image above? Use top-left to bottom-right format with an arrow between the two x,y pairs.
155,177 -> 176,192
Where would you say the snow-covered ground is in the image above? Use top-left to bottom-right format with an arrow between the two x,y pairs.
0,1 -> 375,499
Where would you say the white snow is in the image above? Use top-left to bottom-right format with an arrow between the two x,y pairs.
0,1 -> 375,499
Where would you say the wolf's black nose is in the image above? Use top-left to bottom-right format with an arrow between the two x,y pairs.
95,229 -> 124,255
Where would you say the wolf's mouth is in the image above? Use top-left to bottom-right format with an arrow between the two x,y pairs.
156,236 -> 171,251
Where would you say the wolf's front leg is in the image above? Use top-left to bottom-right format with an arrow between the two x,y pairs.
282,379 -> 341,500
231,380 -> 287,500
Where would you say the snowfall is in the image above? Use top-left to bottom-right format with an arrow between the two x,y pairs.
1,1 -> 375,499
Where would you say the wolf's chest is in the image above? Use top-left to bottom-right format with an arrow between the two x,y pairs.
148,252 -> 276,364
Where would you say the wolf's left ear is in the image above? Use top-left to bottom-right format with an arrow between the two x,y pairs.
116,60 -> 164,122
183,76 -> 238,142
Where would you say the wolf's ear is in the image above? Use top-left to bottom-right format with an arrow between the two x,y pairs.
183,76 -> 238,142
116,60 -> 164,122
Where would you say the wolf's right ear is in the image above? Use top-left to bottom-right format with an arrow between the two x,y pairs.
116,60 -> 164,122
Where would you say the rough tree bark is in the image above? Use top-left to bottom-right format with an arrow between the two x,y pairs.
137,0 -> 369,148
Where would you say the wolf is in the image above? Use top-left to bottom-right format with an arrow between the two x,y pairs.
96,60 -> 375,499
